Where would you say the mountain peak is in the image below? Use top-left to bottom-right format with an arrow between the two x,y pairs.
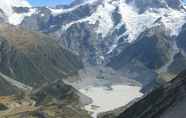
0,0 -> 34,25
0,0 -> 31,16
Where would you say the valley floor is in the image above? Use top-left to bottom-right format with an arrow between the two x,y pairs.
65,66 -> 144,118
79,85 -> 143,118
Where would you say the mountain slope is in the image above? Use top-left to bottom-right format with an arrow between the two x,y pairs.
0,23 -> 82,88
108,25 -> 172,70
0,0 -> 185,117
98,70 -> 186,118
14,0 -> 186,95
0,73 -> 20,96
19,0 -> 186,65
0,23 -> 87,118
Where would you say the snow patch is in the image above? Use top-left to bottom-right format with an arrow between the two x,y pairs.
49,0 -> 98,16
40,13 -> 45,17
160,8 -> 186,36
60,0 -> 116,38
8,8 -> 36,25
0,0 -> 34,25
119,2 -> 156,42
49,8 -> 63,16
87,0 -> 116,37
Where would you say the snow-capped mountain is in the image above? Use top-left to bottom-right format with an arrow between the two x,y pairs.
0,0 -> 35,25
1,1 -> 186,117
16,0 -> 186,81
1,0 -> 186,86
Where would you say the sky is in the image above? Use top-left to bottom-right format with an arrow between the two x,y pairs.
28,0 -> 74,6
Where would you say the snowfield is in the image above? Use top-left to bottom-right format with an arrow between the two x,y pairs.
80,85 -> 143,118
0,0 -> 33,25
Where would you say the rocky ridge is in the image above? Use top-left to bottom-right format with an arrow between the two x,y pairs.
98,70 -> 186,118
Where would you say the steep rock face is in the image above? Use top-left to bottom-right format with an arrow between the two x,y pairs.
157,22 -> 186,78
98,70 -> 186,118
163,23 -> 186,76
165,52 -> 186,79
107,25 -> 172,87
0,10 -> 6,23
177,23 -> 186,52
108,25 -> 172,70
0,23 -> 82,88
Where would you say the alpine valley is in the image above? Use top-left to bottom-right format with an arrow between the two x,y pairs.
0,0 -> 185,118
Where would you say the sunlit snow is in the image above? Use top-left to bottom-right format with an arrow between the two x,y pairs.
0,0 -> 35,25
0,0 -> 31,16
8,8 -> 36,25
61,0 -> 186,54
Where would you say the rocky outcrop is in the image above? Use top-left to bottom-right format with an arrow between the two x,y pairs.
99,70 -> 186,118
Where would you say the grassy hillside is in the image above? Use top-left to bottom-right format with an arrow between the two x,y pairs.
0,23 -> 83,88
